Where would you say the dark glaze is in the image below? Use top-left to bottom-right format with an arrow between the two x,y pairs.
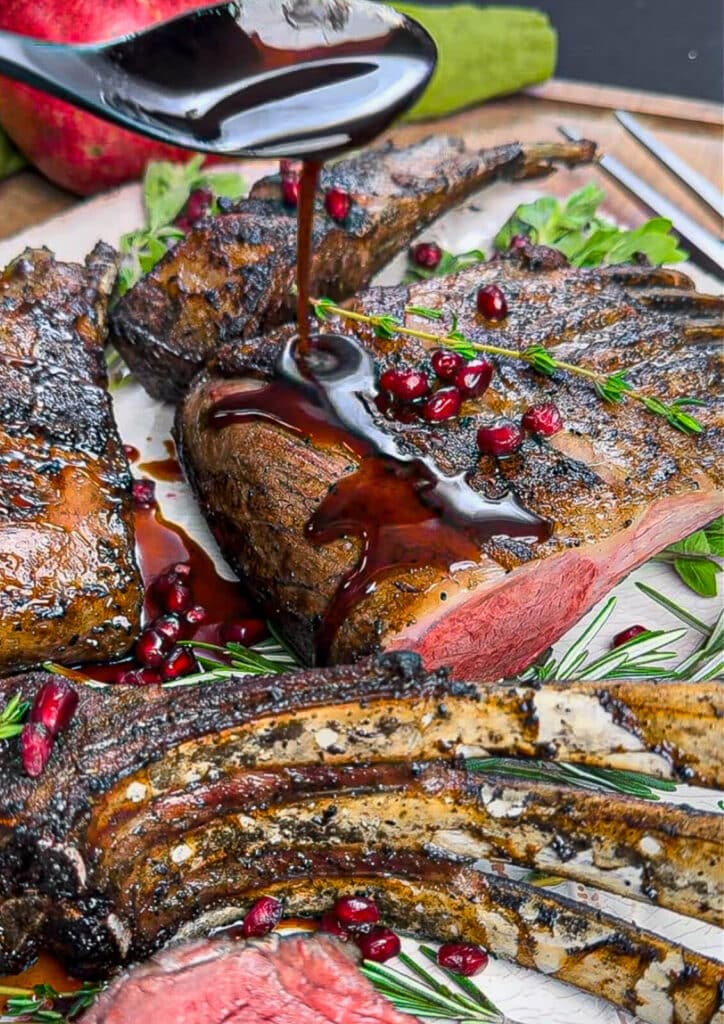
138,440 -> 184,482
82,503 -> 253,683
296,161 -> 321,353
209,334 -> 549,661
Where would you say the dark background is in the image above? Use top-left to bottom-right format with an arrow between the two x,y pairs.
426,0 -> 724,101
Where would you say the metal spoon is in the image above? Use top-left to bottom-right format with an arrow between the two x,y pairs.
0,0 -> 436,160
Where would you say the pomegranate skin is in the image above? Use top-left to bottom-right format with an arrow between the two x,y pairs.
0,1 -> 225,195
242,896 -> 283,938
29,678 -> 78,736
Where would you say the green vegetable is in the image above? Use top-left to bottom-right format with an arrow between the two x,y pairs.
0,127 -> 25,181
658,516 -> 724,598
393,5 -> 557,120
118,156 -> 247,296
495,182 -> 687,265
406,247 -> 485,281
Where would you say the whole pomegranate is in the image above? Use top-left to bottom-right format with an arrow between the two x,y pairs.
0,1 -> 220,195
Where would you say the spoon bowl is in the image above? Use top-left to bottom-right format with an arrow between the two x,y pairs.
0,0 -> 436,160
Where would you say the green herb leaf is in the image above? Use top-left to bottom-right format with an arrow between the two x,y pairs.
663,520 -> 723,597
0,692 -> 29,741
406,247 -> 485,282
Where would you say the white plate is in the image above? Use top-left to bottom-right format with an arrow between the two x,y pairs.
1,160 -> 721,1024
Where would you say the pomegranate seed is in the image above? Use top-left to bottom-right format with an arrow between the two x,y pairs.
242,896 -> 283,938
132,478 -> 156,508
423,387 -> 462,423
411,242 -> 442,269
324,188 -> 352,222
135,628 -> 173,668
175,215 -> 192,234
613,625 -> 648,648
220,618 -> 268,647
161,647 -> 199,681
522,402 -> 564,437
279,159 -> 301,179
477,420 -> 523,456
184,187 -> 213,225
508,233 -> 529,251
164,580 -> 193,614
29,679 -> 78,737
123,444 -> 138,461
118,667 -> 162,686
281,177 -> 300,207
431,349 -> 464,382
184,605 -> 208,628
437,943 -> 489,976
356,927 -> 400,962
454,358 -> 494,398
21,722 -> 53,778
334,895 -> 380,930
379,368 -> 430,402
319,910 -> 351,941
153,614 -> 183,643
476,284 -> 508,320
172,562 -> 192,578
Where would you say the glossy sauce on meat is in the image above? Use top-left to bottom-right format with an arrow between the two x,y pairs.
208,334 -> 548,661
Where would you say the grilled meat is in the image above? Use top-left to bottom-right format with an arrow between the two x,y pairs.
0,661 -> 721,994
0,246 -> 142,674
177,256 -> 723,679
110,137 -> 595,402
81,933 -> 413,1024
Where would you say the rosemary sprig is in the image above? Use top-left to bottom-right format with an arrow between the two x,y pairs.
0,692 -> 29,741
0,981 -> 105,1021
466,757 -> 676,800
362,946 -> 514,1023
311,296 -> 705,434
637,582 -> 724,681
171,635 -> 300,687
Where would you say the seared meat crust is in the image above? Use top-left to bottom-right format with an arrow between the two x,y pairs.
177,255 -> 723,677
111,137 -> 595,402
0,246 -> 142,673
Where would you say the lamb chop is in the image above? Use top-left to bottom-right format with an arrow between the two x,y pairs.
177,252 -> 723,680
0,246 -> 142,675
110,136 -> 595,402
0,662 -> 722,1024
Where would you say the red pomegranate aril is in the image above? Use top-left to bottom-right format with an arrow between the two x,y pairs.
437,943 -> 489,977
184,605 -> 208,628
135,628 -> 173,668
522,402 -> 564,437
281,176 -> 300,207
29,679 -> 78,737
279,158 -> 301,179
454,358 -> 494,398
242,896 -> 283,938
319,911 -> 351,941
325,188 -> 352,222
379,368 -> 430,402
431,348 -> 464,382
175,215 -> 192,234
508,233 -> 529,251
423,387 -> 462,423
164,580 -> 193,614
171,562 -> 192,578
476,283 -> 508,320
220,618 -> 268,647
356,927 -> 401,963
613,624 -> 648,648
334,895 -> 380,929
21,722 -> 53,778
131,478 -> 156,508
411,241 -> 442,269
153,614 -> 183,643
119,667 -> 162,686
477,420 -> 523,456
161,647 -> 198,681
184,187 -> 213,225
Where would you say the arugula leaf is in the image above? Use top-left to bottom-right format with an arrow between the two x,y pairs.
117,157 -> 247,297
662,516 -> 724,597
494,183 -> 687,266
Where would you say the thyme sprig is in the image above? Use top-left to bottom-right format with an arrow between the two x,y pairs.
362,944 -> 516,1023
0,981 -> 105,1021
311,296 -> 705,434
0,693 -> 29,741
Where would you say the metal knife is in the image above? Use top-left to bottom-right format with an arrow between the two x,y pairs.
558,125 -> 724,278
